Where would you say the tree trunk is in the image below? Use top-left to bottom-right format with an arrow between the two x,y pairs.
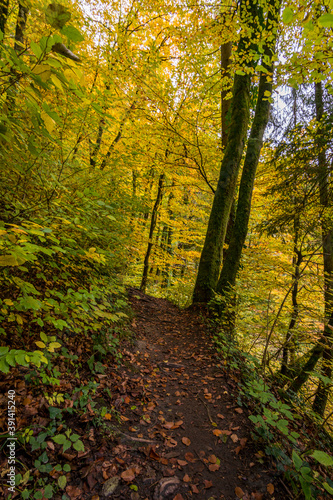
0,0 -> 9,36
289,342 -> 325,394
140,173 -> 165,292
281,216 -> 302,376
14,4 -> 28,52
221,41 -> 232,149
192,0 -> 259,304
216,0 -> 280,299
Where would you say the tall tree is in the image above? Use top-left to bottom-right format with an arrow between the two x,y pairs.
192,0 -> 259,304
216,0 -> 281,305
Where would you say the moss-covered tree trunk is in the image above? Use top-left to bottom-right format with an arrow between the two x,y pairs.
192,0 -> 259,304
216,0 -> 281,300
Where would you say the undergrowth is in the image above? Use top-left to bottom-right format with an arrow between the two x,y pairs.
213,329 -> 333,500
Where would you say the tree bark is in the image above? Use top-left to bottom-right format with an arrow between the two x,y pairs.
140,173 -> 165,292
14,4 -> 28,52
281,217 -> 302,376
216,0 -> 280,298
221,41 -> 232,149
0,0 -> 9,36
192,0 -> 259,304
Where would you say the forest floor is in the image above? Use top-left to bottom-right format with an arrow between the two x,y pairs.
104,288 -> 286,500
0,288 -> 290,500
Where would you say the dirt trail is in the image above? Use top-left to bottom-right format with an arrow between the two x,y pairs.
113,289 -> 285,500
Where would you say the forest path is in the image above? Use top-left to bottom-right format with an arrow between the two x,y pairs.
113,288 -> 284,500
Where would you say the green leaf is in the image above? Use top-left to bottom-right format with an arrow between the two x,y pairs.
282,7 -> 293,24
45,3 -> 71,29
40,332 -> 48,343
63,464 -> 71,472
299,477 -> 312,499
310,450 -> 333,466
69,433 -> 80,443
0,356 -> 10,373
63,440 -> 72,452
0,255 -> 21,266
318,13 -> 333,28
21,296 -> 42,311
52,434 -> 67,445
15,351 -> 29,367
5,352 -> 17,367
58,475 -> 67,489
292,450 -> 303,471
323,482 -> 333,494
30,41 -> 42,58
0,346 -> 9,356
73,440 -> 84,452
44,484 -> 53,499
61,25 -> 84,42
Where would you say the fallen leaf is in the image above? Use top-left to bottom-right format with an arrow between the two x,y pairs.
251,492 -> 263,500
102,476 -> 119,497
267,483 -> 274,495
165,437 -> 178,448
173,420 -> 183,428
149,448 -> 161,461
183,474 -> 191,483
177,460 -> 188,466
65,485 -> 83,498
208,455 -> 218,464
235,408 -> 243,414
182,437 -> 191,446
217,414 -> 225,419
213,429 -> 222,436
203,480 -> 213,489
235,486 -> 245,498
185,452 -> 196,462
209,464 -> 220,472
173,494 -> 185,500
121,468 -> 136,482
104,413 -> 112,420
124,396 -> 130,404
164,421 -> 175,429
231,434 -> 239,443
191,484 -> 200,494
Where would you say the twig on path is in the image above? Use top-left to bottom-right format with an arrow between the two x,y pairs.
196,393 -> 215,425
111,427 -> 155,443
279,477 -> 294,498
194,449 -> 211,471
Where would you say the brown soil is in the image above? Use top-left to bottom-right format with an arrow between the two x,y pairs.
112,288 -> 287,500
